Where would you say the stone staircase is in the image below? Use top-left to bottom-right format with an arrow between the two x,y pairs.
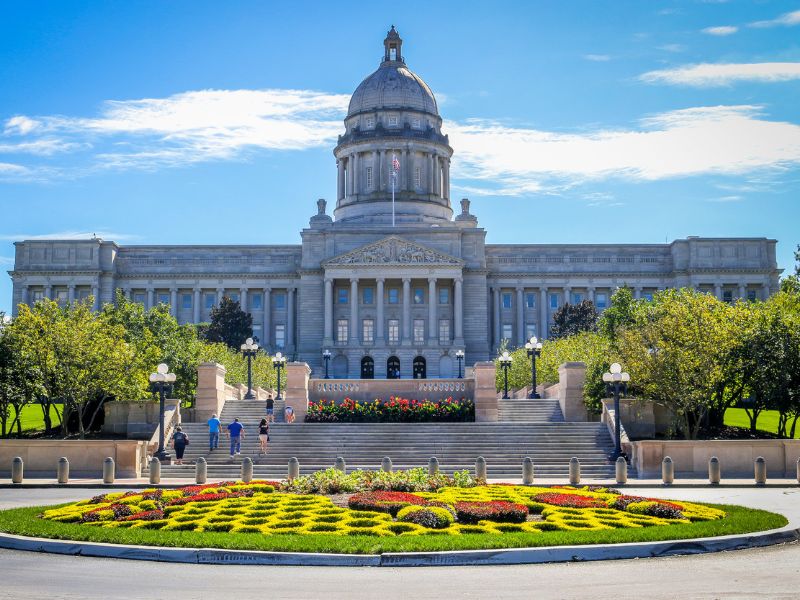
154,396 -> 631,480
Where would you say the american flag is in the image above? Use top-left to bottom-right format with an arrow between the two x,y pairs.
392,154 -> 400,173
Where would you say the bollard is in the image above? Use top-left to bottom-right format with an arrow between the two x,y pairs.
475,456 -> 487,481
57,457 -> 69,484
522,457 -> 534,485
754,456 -> 766,486
381,456 -> 393,473
11,457 -> 23,485
241,457 -> 254,483
708,456 -> 720,485
195,457 -> 207,484
428,456 -> 439,476
288,457 -> 299,481
334,456 -> 346,473
662,456 -> 674,485
569,457 -> 580,485
615,456 -> 627,485
102,457 -> 115,485
149,457 -> 161,485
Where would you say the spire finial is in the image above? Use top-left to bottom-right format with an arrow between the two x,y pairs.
383,25 -> 403,63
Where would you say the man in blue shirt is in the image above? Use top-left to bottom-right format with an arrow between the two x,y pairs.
227,417 -> 245,457
207,414 -> 221,451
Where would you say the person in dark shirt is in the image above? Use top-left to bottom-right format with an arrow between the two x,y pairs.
258,418 -> 270,455
227,418 -> 245,457
266,395 -> 275,423
171,426 -> 190,465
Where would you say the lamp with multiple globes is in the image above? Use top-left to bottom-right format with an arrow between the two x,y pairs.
272,352 -> 287,400
602,362 -> 631,461
498,351 -> 513,399
455,349 -> 464,379
149,363 -> 177,462
240,337 -> 259,400
524,336 -> 543,399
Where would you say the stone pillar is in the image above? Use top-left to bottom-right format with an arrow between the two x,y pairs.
563,286 -> 571,305
170,288 -> 178,318
378,150 -> 385,190
714,283 -> 722,300
146,288 -> 154,310
433,155 -> 440,197
762,283 -> 769,300
443,158 -> 450,200
21,285 -> 29,306
195,362 -> 227,422
217,287 -> 225,305
353,153 -> 359,195
43,284 -> 52,299
323,278 -> 334,344
376,278 -> 385,343
347,155 -> 354,197
473,361 -> 498,422
404,148 -> 411,191
516,286 -> 524,346
337,160 -> 345,200
540,287 -> 548,339
634,287 -> 642,300
454,277 -> 464,343
239,287 -> 248,312
287,288 -> 296,350
67,285 -> 75,303
428,277 -> 438,345
402,277 -> 411,344
738,283 -> 746,299
350,278 -> 359,344
263,288 -> 272,347
588,287 -> 595,303
557,362 -> 589,421
193,288 -> 201,323
284,362 -> 311,422
493,287 -> 501,347
429,153 -> 435,194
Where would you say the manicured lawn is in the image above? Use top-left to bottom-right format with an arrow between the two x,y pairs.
2,404 -> 62,434
724,408 -> 800,439
0,503 -> 786,554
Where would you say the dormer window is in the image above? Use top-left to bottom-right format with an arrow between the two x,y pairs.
412,118 -> 421,129
365,117 -> 375,129
388,116 -> 398,127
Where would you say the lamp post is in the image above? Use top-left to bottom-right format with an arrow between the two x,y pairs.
241,337 -> 259,400
603,362 -> 630,461
524,336 -> 542,399
455,349 -> 464,379
499,351 -> 512,399
273,352 -> 286,400
149,363 -> 176,462
322,349 -> 331,379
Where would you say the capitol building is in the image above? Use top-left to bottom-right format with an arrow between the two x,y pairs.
9,27 -> 781,379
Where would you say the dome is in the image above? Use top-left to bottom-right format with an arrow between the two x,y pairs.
346,26 -> 439,118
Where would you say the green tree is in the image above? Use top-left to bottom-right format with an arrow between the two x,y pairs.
550,300 -> 598,338
0,316 -> 39,437
598,286 -> 638,341
202,296 -> 253,350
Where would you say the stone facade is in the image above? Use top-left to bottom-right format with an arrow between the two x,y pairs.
7,28 -> 782,379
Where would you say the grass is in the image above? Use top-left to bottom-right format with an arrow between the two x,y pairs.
1,404 -> 62,435
0,503 -> 786,555
724,408 -> 800,439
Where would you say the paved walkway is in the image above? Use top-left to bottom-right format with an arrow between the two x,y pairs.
1,487 -> 799,599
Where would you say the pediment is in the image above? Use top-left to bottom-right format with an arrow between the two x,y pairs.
323,236 -> 463,267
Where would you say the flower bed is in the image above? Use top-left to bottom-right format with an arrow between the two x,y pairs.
454,501 -> 529,524
305,396 -> 474,423
348,491 -> 428,516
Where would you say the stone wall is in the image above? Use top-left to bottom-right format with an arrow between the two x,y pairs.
102,400 -> 179,439
0,440 -> 148,478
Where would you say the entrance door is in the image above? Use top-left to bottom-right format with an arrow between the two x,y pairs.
360,356 -> 374,379
413,356 -> 426,379
387,356 -> 400,379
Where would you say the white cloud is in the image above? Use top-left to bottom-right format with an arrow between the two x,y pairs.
0,139 -> 85,156
702,25 -> 738,36
639,62 -> 800,86
4,116 -> 41,136
0,162 -> 29,174
584,54 -> 611,62
749,9 -> 800,28
447,106 -> 800,194
657,44 -> 687,53
706,195 -> 744,202
0,230 -> 139,241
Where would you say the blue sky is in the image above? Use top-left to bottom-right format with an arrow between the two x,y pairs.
1,0 -> 799,313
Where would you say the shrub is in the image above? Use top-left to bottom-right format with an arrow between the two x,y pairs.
531,493 -> 607,509
305,396 -> 474,423
348,491 -> 427,516
397,505 -> 455,529
626,501 -> 685,520
454,501 -> 528,524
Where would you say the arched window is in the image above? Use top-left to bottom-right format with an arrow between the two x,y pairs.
387,356 -> 400,379
361,356 -> 374,379
413,356 -> 426,379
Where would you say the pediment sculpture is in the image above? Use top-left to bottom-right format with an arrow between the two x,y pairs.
324,236 -> 463,266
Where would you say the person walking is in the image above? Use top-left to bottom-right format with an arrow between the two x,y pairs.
266,395 -> 275,423
171,426 -> 190,465
227,417 -> 245,457
207,413 -> 221,451
258,418 -> 270,455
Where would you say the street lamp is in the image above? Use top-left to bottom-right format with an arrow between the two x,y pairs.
149,363 -> 176,462
273,352 -> 286,400
524,336 -> 543,399
240,337 -> 259,400
455,349 -> 464,379
499,351 -> 513,399
322,349 -> 331,379
602,362 -> 630,461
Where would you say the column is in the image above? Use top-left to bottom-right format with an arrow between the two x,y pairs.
429,153 -> 435,195
493,287 -> 501,347
516,286 -> 524,345
216,287 -> 225,305
21,285 -> 29,306
714,283 -> 722,300
193,288 -> 201,323
376,278 -> 385,343
347,155 -> 354,196
738,283 -> 746,299
337,160 -> 345,200
263,288 -> 271,346
633,286 -> 642,300
146,288 -> 154,310
428,277 -> 438,344
67,285 -> 75,303
323,278 -> 334,343
404,148 -> 411,191
402,277 -> 411,343
240,287 -> 248,312
378,150 -> 385,190
540,287 -> 548,339
353,153 -> 359,195
762,283 -> 770,300
350,278 -> 359,344
434,155 -> 440,197
563,286 -> 571,305
454,277 -> 464,343
587,286 -> 595,303
170,288 -> 178,318
443,158 -> 450,200
287,288 -> 295,350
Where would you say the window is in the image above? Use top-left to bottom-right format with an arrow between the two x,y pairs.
55,289 -> 68,305
362,319 -> 374,343
388,288 -> 399,304
414,166 -> 421,188
338,288 -> 349,304
365,117 -> 374,129
414,288 -> 424,304
388,319 -> 399,344
362,288 -> 374,305
526,293 -> 536,309
274,293 -> 286,309
413,319 -> 425,344
275,325 -> 285,348
337,319 -> 348,343
747,290 -> 757,302
643,292 -> 654,302
366,166 -> 373,190
388,116 -> 398,127
31,290 -> 43,302
596,293 -> 608,310
502,292 -> 512,309
228,291 -> 239,303
181,293 -> 192,309
78,289 -> 91,301
439,319 -> 450,344
251,293 -> 263,310
412,117 -> 421,129
572,293 -> 583,304
134,293 -> 146,305
723,290 -> 733,303
502,324 -> 513,341
526,324 -> 537,339
204,293 -> 216,310
549,293 -> 559,310
158,293 -> 170,305
439,288 -> 449,304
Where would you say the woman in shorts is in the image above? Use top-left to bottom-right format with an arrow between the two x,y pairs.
171,426 -> 189,465
258,418 -> 270,455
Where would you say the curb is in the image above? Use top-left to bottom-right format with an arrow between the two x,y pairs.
0,525 -> 798,567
